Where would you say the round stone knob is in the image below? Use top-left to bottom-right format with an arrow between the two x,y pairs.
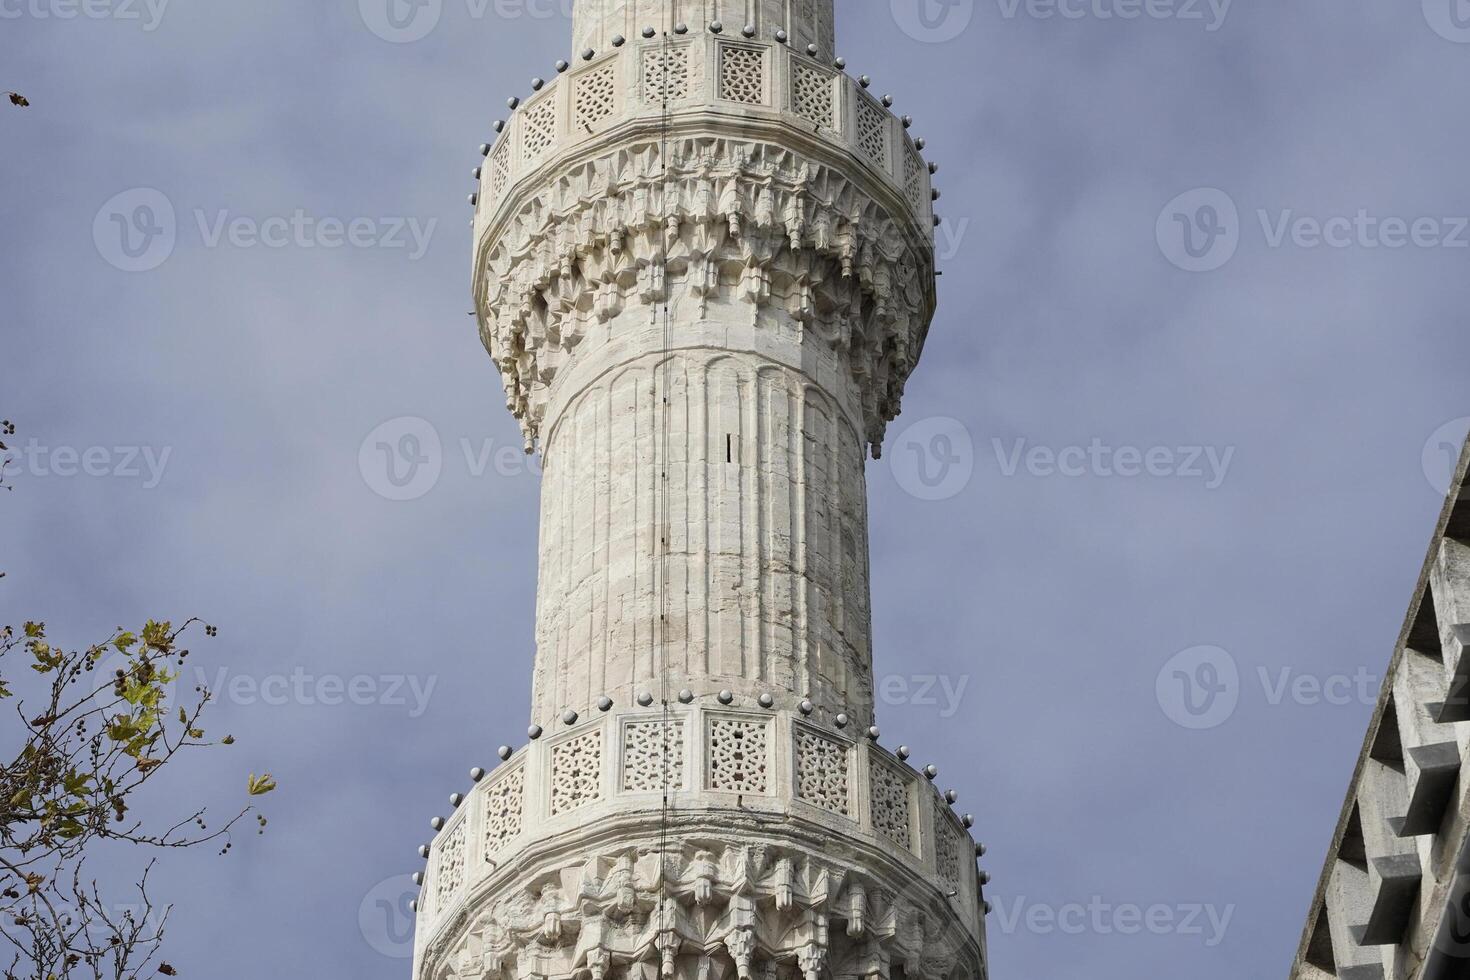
470,767 -> 485,782
932,188 -> 941,201
528,724 -> 543,740
859,75 -> 871,88
929,161 -> 938,174
562,709 -> 578,725
982,900 -> 992,915
806,43 -> 818,55
468,193 -> 477,206
531,77 -> 544,91
834,57 -> 846,69
835,713 -> 849,728
479,143 -> 490,156
975,842 -> 987,857
798,699 -> 814,715
673,22 -> 688,34
410,899 -> 418,913
642,26 -> 656,38
597,696 -> 613,712
581,48 -> 595,60
493,119 -> 505,132
637,691 -> 655,707
507,96 -> 519,109
742,24 -> 757,38
718,690 -> 734,705
678,689 -> 694,704
758,693 -> 775,708
945,790 -> 958,804
915,138 -> 927,150
497,745 -> 512,761
897,745 -> 911,760
978,870 -> 992,885
774,28 -> 788,43
418,844 -> 430,859
449,793 -> 463,807
710,20 -> 723,33
555,60 -> 568,72
430,816 -> 445,831
472,166 -> 481,179
611,34 -> 625,46
867,726 -> 881,741
962,813 -> 975,828
412,872 -> 423,885
923,765 -> 938,780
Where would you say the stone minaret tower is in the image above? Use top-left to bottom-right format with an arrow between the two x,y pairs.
413,4 -> 989,980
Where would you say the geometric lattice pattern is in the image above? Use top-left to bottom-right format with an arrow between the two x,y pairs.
791,62 -> 835,130
707,717 -> 769,793
643,44 -> 690,103
489,138 -> 511,201
933,810 -> 964,890
482,764 -> 524,860
719,45 -> 766,105
575,63 -> 617,133
521,95 -> 557,162
434,821 -> 465,912
904,145 -> 926,211
623,719 -> 686,792
795,726 -> 850,815
550,729 -> 603,815
855,94 -> 888,165
869,756 -> 913,850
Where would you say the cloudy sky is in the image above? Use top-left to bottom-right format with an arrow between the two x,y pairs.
4,0 -> 1470,976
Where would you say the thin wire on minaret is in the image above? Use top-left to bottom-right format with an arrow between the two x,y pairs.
654,23 -> 675,963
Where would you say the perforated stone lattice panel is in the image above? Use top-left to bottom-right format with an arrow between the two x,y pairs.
575,63 -> 617,133
869,756 -> 914,850
794,726 -> 850,815
434,822 -> 465,912
933,810 -> 964,889
521,96 -> 558,162
791,61 -> 836,130
904,145 -> 925,211
550,729 -> 603,815
482,764 -> 524,860
642,44 -> 690,104
490,138 -> 511,200
719,45 -> 766,105
707,717 -> 770,793
623,719 -> 686,792
855,94 -> 888,166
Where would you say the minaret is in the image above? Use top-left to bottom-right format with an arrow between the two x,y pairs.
413,4 -> 988,980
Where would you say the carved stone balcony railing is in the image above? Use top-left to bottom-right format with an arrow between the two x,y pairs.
472,34 -> 934,247
415,700 -> 983,975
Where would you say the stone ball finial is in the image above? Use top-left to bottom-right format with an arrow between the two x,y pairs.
597,696 -> 613,712
774,28 -> 788,43
962,813 -> 975,828
718,690 -> 734,704
497,745 -> 512,760
581,47 -> 595,60
881,94 -> 894,107
493,119 -> 505,132
637,691 -> 654,707
867,726 -> 881,740
642,26 -> 656,38
677,689 -> 694,704
742,23 -> 756,37
807,43 -> 818,55
470,767 -> 485,782
798,699 -> 814,715
562,709 -> 579,725
859,75 -> 871,88
945,789 -> 958,804
835,713 -> 849,728
449,793 -> 464,807
710,20 -> 723,33
897,745 -> 911,760
758,693 -> 775,708
478,143 -> 490,156
555,60 -> 569,72
412,871 -> 423,885
418,844 -> 430,859
531,77 -> 544,91
507,96 -> 519,109
430,816 -> 445,831
673,22 -> 688,34
528,724 -> 543,739
975,842 -> 988,857
611,34 -> 625,46
834,57 -> 846,69
923,765 -> 939,780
